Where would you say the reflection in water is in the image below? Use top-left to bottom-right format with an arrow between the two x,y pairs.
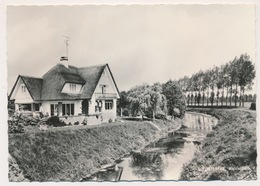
85,112 -> 218,181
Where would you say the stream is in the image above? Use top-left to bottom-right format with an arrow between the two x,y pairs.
83,112 -> 218,181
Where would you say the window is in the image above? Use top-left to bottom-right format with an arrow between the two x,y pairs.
105,100 -> 113,110
62,103 -> 74,116
69,84 -> 76,91
50,104 -> 58,116
21,85 -> 26,92
34,103 -> 40,111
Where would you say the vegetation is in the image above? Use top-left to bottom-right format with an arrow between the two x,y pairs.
119,81 -> 185,119
178,54 -> 256,107
162,80 -> 186,118
46,116 -> 66,127
180,109 -> 257,180
9,119 -> 181,181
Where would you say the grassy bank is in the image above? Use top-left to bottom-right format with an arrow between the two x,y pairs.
9,119 -> 180,181
181,108 -> 257,180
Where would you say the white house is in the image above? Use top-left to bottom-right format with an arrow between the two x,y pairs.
9,62 -> 120,122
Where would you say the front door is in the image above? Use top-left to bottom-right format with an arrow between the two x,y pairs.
82,100 -> 89,115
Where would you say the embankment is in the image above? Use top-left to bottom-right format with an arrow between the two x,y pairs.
180,109 -> 257,180
9,119 -> 181,181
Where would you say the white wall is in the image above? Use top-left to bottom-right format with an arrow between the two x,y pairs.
42,100 -> 82,116
88,66 -> 119,120
94,66 -> 120,98
10,77 -> 34,104
61,83 -> 82,94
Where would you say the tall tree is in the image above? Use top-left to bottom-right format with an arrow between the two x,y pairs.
222,62 -> 231,106
237,54 -> 255,107
202,69 -> 211,106
162,80 -> 186,119
127,84 -> 151,118
149,83 -> 167,120
229,57 -> 240,106
117,91 -> 129,116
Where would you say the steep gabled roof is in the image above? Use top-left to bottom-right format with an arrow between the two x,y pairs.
41,63 -> 107,100
76,64 -> 106,99
9,75 -> 43,101
20,76 -> 43,100
10,63 -> 119,101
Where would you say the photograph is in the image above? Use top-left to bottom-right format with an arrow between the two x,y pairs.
4,2 -> 257,183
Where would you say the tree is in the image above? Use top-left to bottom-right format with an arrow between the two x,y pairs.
149,83 -> 167,120
117,91 -> 130,116
229,57 -> 240,106
127,84 -> 151,118
222,62 -> 231,106
162,80 -> 186,119
202,69 -> 211,106
127,83 -> 167,119
237,54 -> 255,107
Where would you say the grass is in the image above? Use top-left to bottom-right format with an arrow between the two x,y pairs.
9,119 -> 179,181
180,108 -> 257,180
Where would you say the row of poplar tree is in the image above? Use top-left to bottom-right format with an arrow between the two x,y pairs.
177,53 -> 256,107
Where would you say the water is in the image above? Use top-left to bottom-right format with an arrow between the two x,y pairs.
84,112 -> 218,181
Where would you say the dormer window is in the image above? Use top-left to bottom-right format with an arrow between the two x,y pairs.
21,85 -> 26,92
70,84 -> 76,91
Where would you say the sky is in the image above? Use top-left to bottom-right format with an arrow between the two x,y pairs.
7,4 -> 256,92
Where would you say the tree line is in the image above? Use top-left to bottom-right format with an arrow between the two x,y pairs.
177,54 -> 255,107
117,53 -> 255,119
118,80 -> 186,120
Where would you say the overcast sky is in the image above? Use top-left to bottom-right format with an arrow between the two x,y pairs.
7,4 -> 255,92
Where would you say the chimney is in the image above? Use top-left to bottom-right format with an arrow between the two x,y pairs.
60,56 -> 69,68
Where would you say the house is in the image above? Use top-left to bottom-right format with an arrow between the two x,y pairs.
9,61 -> 120,123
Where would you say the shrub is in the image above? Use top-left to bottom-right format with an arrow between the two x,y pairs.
74,121 -> 79,125
250,102 -> 256,110
108,118 -> 113,123
8,115 -> 25,133
122,109 -> 129,117
81,118 -> 87,125
46,116 -> 66,127
46,116 -> 59,125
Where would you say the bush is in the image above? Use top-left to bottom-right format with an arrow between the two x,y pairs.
81,118 -> 87,125
108,118 -> 113,123
122,109 -> 129,117
8,115 -> 25,133
250,102 -> 256,110
46,116 -> 66,127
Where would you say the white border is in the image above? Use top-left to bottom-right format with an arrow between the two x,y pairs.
0,1 -> 259,186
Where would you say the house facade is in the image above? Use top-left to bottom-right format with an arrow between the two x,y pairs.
9,63 -> 120,122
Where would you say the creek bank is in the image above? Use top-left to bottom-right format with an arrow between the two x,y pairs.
9,118 -> 182,181
180,109 -> 257,180
84,113 -> 218,181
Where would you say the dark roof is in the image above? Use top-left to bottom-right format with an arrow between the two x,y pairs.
20,76 -> 43,100
10,63 -> 119,101
76,65 -> 106,99
9,75 -> 43,101
41,63 -> 107,100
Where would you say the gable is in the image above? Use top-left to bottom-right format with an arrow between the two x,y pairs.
10,63 -> 120,101
9,76 -> 34,103
94,65 -> 120,98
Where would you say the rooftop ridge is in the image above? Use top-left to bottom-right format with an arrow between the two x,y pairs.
69,63 -> 107,70
20,75 -> 43,79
